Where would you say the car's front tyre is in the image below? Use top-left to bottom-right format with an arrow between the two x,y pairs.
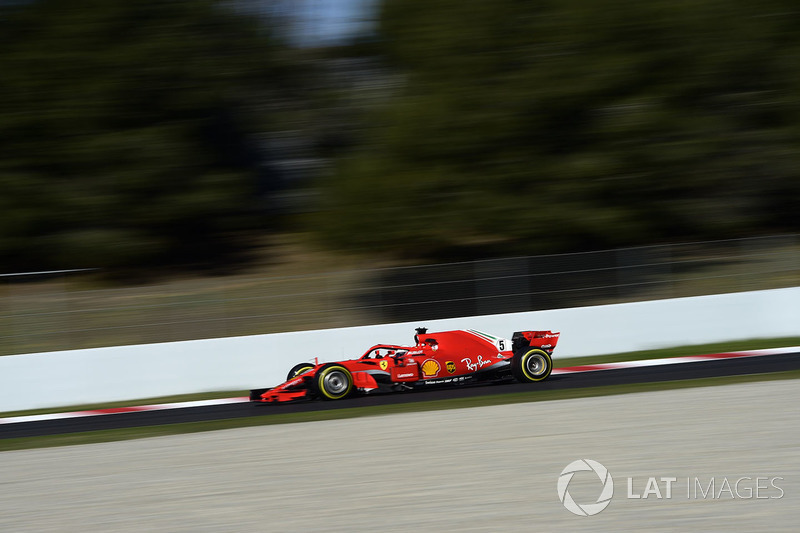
286,362 -> 315,381
313,364 -> 353,400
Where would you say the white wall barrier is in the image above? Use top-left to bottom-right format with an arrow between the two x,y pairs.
1,287 -> 798,412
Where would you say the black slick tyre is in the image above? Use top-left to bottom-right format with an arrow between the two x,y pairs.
312,364 -> 354,400
286,363 -> 315,381
512,348 -> 553,382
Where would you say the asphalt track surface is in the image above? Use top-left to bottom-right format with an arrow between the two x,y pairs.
4,351 -> 799,440
3,379 -> 798,532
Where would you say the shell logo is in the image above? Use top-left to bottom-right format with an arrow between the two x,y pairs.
421,359 -> 441,378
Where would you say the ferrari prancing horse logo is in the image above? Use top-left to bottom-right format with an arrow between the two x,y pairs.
379,360 -> 389,371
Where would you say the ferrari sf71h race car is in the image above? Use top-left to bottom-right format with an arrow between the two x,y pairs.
250,328 -> 560,403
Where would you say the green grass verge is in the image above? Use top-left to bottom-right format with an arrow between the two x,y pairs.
2,368 -> 799,453
554,336 -> 800,367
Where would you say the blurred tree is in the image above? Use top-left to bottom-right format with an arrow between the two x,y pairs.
312,0 -> 800,258
0,0 -> 298,273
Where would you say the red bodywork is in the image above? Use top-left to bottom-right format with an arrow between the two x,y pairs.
251,328 -> 560,403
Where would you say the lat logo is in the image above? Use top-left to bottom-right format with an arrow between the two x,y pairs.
557,459 -> 614,516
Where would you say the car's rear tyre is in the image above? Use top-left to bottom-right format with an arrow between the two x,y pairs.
512,348 -> 553,382
286,363 -> 315,381
313,364 -> 353,400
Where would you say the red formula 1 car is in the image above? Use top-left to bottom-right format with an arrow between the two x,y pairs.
250,327 -> 560,403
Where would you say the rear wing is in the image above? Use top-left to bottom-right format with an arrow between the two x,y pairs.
512,330 -> 560,354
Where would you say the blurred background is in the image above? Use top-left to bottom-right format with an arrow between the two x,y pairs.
1,0 -> 799,355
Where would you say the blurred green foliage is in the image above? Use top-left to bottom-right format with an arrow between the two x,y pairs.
3,1 -> 800,275
0,0 -> 292,273
314,0 -> 800,258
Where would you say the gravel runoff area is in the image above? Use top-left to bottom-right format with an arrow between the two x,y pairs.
1,380 -> 798,532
